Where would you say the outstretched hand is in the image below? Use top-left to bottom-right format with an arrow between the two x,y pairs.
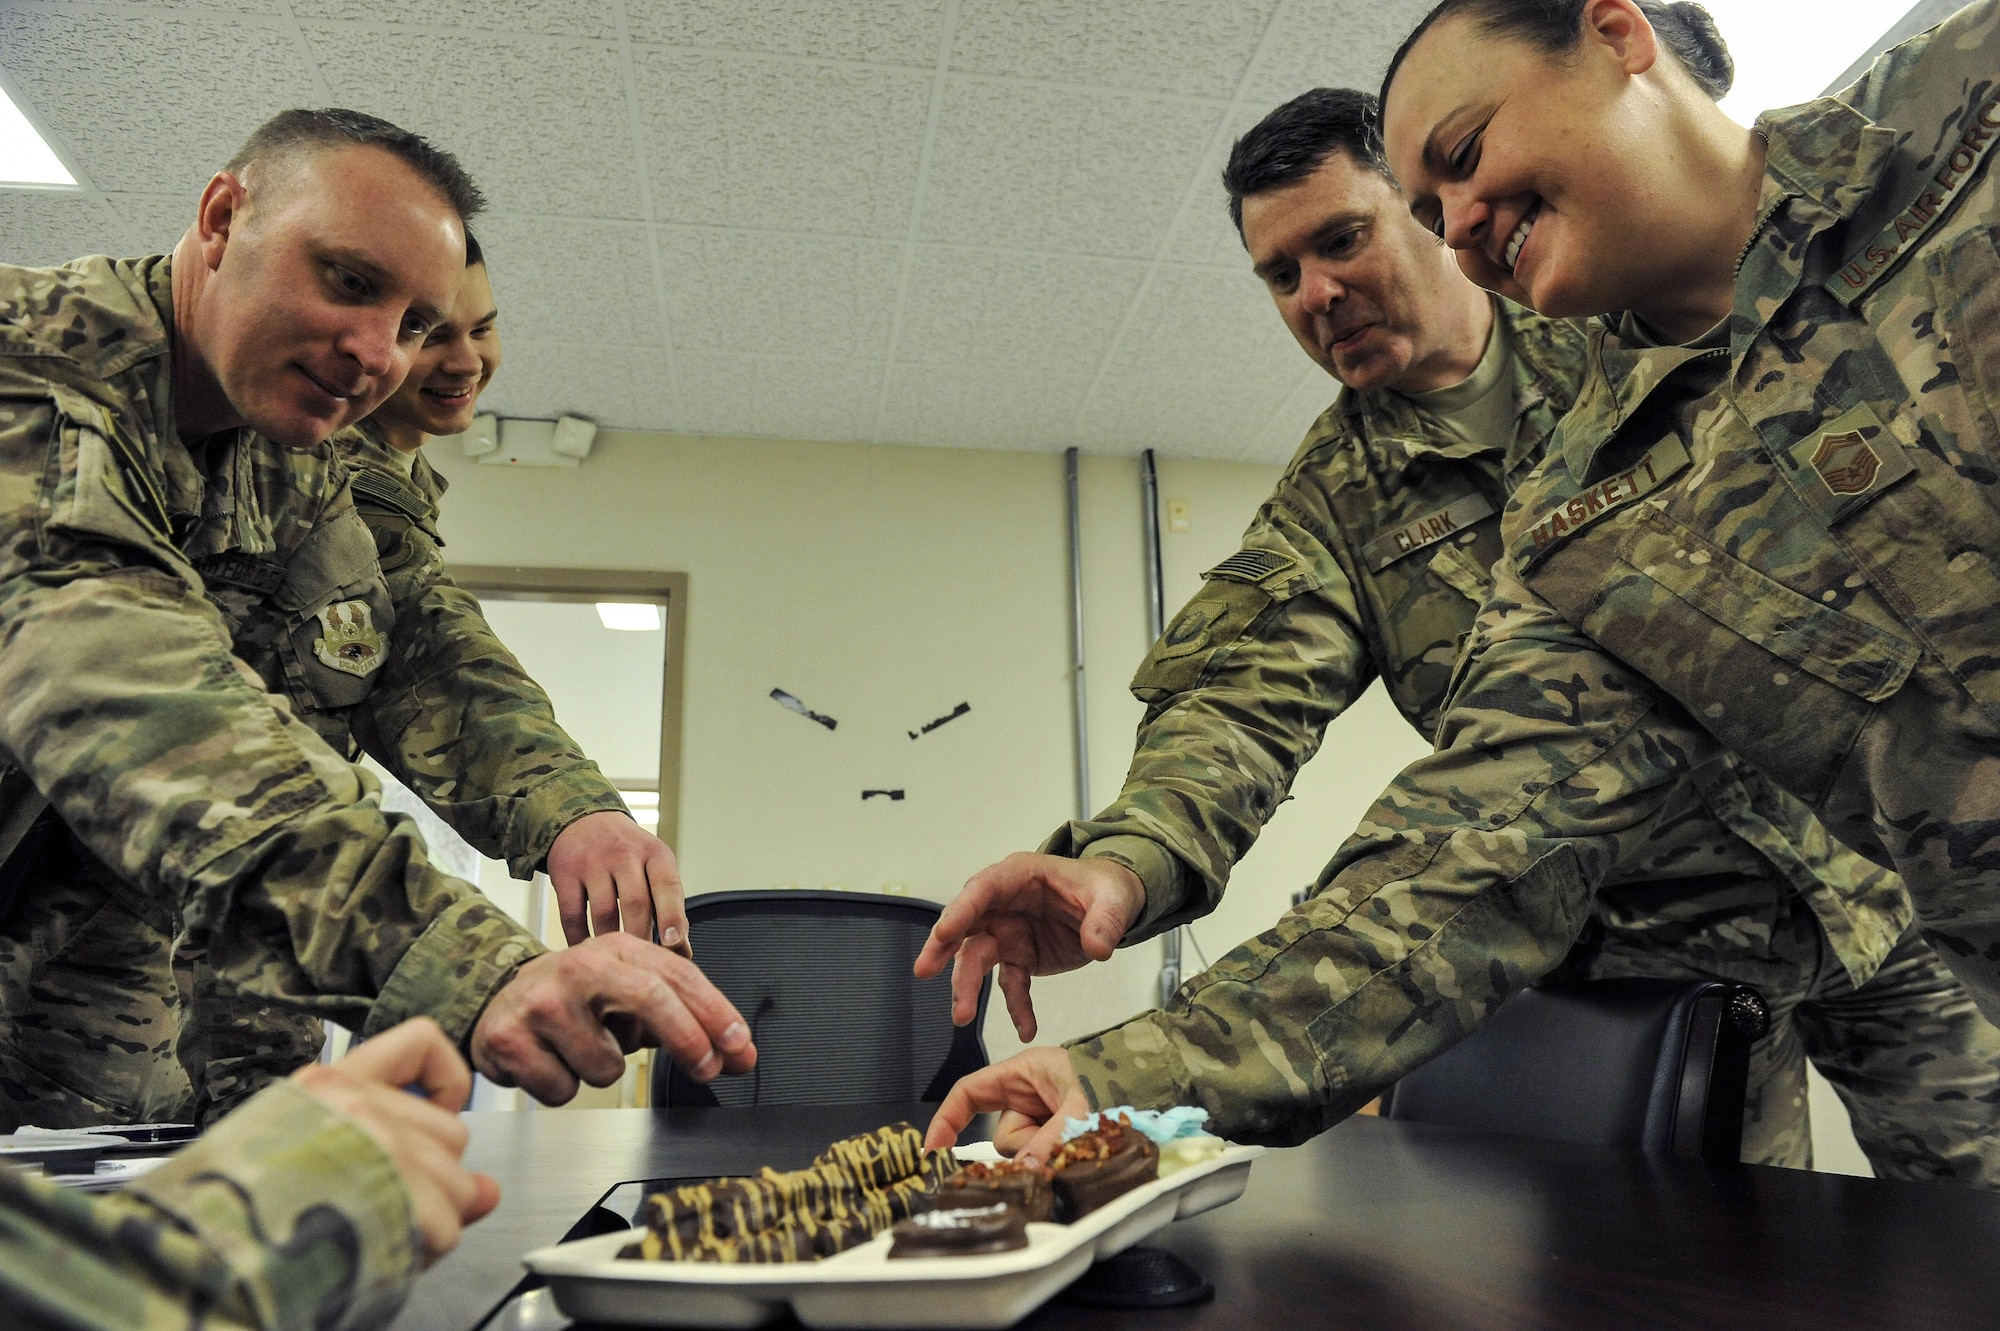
290,1018 -> 499,1265
924,1047 -> 1091,1165
913,853 -> 1145,1041
547,810 -> 692,957
470,932 -> 755,1105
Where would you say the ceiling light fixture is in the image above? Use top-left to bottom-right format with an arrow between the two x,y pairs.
596,602 -> 662,632
0,85 -> 74,186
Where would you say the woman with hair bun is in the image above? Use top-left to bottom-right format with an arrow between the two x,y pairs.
921,0 -> 2000,1180
1367,0 -> 2000,1034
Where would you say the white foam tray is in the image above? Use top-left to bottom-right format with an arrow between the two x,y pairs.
524,1141 -> 1263,1328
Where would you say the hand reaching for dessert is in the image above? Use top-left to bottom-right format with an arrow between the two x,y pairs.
290,1018 -> 500,1264
913,853 -> 1146,1041
470,931 -> 756,1104
547,810 -> 692,956
925,1046 -> 1093,1165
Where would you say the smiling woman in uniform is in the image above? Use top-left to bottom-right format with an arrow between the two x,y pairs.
362,229 -> 502,458
1376,0 -> 2000,1021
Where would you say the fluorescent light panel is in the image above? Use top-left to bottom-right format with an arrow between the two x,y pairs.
1703,0 -> 1925,125
596,602 -> 662,632
0,85 -> 73,186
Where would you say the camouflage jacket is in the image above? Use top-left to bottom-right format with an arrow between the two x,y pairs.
0,1080 -> 417,1329
1067,0 -> 2000,1145
329,420 -> 627,880
0,254 -> 541,1044
1051,302 -> 1908,986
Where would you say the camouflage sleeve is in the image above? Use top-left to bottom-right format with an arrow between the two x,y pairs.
0,1080 -> 416,1330
1047,494 -> 1378,941
1064,559 -> 1720,1144
350,512 -> 628,879
0,381 -> 541,1044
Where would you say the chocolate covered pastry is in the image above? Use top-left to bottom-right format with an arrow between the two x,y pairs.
888,1203 -> 1030,1259
1047,1117 -> 1158,1220
619,1123 -> 955,1263
928,1159 -> 1055,1223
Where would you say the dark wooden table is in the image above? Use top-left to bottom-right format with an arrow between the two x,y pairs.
394,1101 -> 2000,1331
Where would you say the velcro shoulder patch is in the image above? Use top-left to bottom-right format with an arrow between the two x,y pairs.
1520,436 -> 1691,566
1361,493 -> 1496,573
1206,548 -> 1295,585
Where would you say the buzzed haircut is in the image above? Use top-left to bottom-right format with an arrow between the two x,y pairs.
225,108 -> 486,223
1222,89 -> 1394,240
465,227 -> 484,266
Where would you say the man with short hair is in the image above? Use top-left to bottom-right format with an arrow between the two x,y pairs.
921,89 -> 2000,1181
0,107 -> 754,1134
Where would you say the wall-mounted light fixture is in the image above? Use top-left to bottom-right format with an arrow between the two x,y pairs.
445,414 -> 598,468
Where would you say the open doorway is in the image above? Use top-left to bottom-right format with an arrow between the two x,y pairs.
346,566 -> 689,1111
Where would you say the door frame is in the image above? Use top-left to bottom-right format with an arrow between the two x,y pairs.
446,565 -> 689,849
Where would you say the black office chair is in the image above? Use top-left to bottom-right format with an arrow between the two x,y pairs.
651,890 -> 990,1108
1376,978 -> 1769,1163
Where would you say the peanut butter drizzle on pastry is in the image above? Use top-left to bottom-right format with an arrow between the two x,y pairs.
624,1123 -> 955,1263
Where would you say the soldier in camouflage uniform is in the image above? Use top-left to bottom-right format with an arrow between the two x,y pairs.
176,235 -> 693,1123
0,108 -> 753,1135
1,1018 -> 500,1330
924,8 -> 2000,1165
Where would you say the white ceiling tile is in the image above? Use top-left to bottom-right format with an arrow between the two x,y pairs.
635,51 -> 932,236
0,0 -> 1495,458
655,228 -> 902,356
103,193 -> 198,253
1100,265 -> 1304,392
950,0 -> 1276,99
476,216 -> 664,344
1157,103 -> 1271,267
1232,366 -> 1342,464
292,0 -> 618,39
676,355 -> 881,442
1239,0 -> 1434,108
1072,373 -> 1293,459
0,10 -> 319,195
477,339 -> 677,431
918,79 -> 1221,256
0,190 -> 135,268
893,248 -> 1144,373
627,0 -> 946,65
878,364 -> 1094,452
300,26 -> 640,219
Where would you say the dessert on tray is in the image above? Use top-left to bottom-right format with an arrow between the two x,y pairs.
927,1158 -> 1055,1223
888,1203 -> 1030,1259
619,1123 -> 954,1263
1062,1105 -> 1229,1178
1046,1116 -> 1159,1220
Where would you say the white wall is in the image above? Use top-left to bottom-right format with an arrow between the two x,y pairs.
430,427 -> 1424,1062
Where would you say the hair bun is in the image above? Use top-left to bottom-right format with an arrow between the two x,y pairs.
1660,1 -> 1734,98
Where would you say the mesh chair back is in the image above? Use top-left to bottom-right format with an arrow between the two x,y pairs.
653,890 -> 989,1108
1377,978 -> 1768,1163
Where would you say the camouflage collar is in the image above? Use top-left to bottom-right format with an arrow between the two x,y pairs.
1560,98 -> 1898,483
339,418 -> 447,527
1321,301 -> 1579,481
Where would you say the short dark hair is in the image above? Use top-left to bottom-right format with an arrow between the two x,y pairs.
225,107 -> 487,223
1222,88 -> 1393,238
464,227 -> 484,267
1381,1 -> 1732,113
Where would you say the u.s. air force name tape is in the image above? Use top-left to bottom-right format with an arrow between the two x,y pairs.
1826,82 -> 2000,307
1361,492 -> 1497,573
1523,437 -> 1691,558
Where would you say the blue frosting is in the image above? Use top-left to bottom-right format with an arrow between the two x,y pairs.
1061,1105 -> 1211,1144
